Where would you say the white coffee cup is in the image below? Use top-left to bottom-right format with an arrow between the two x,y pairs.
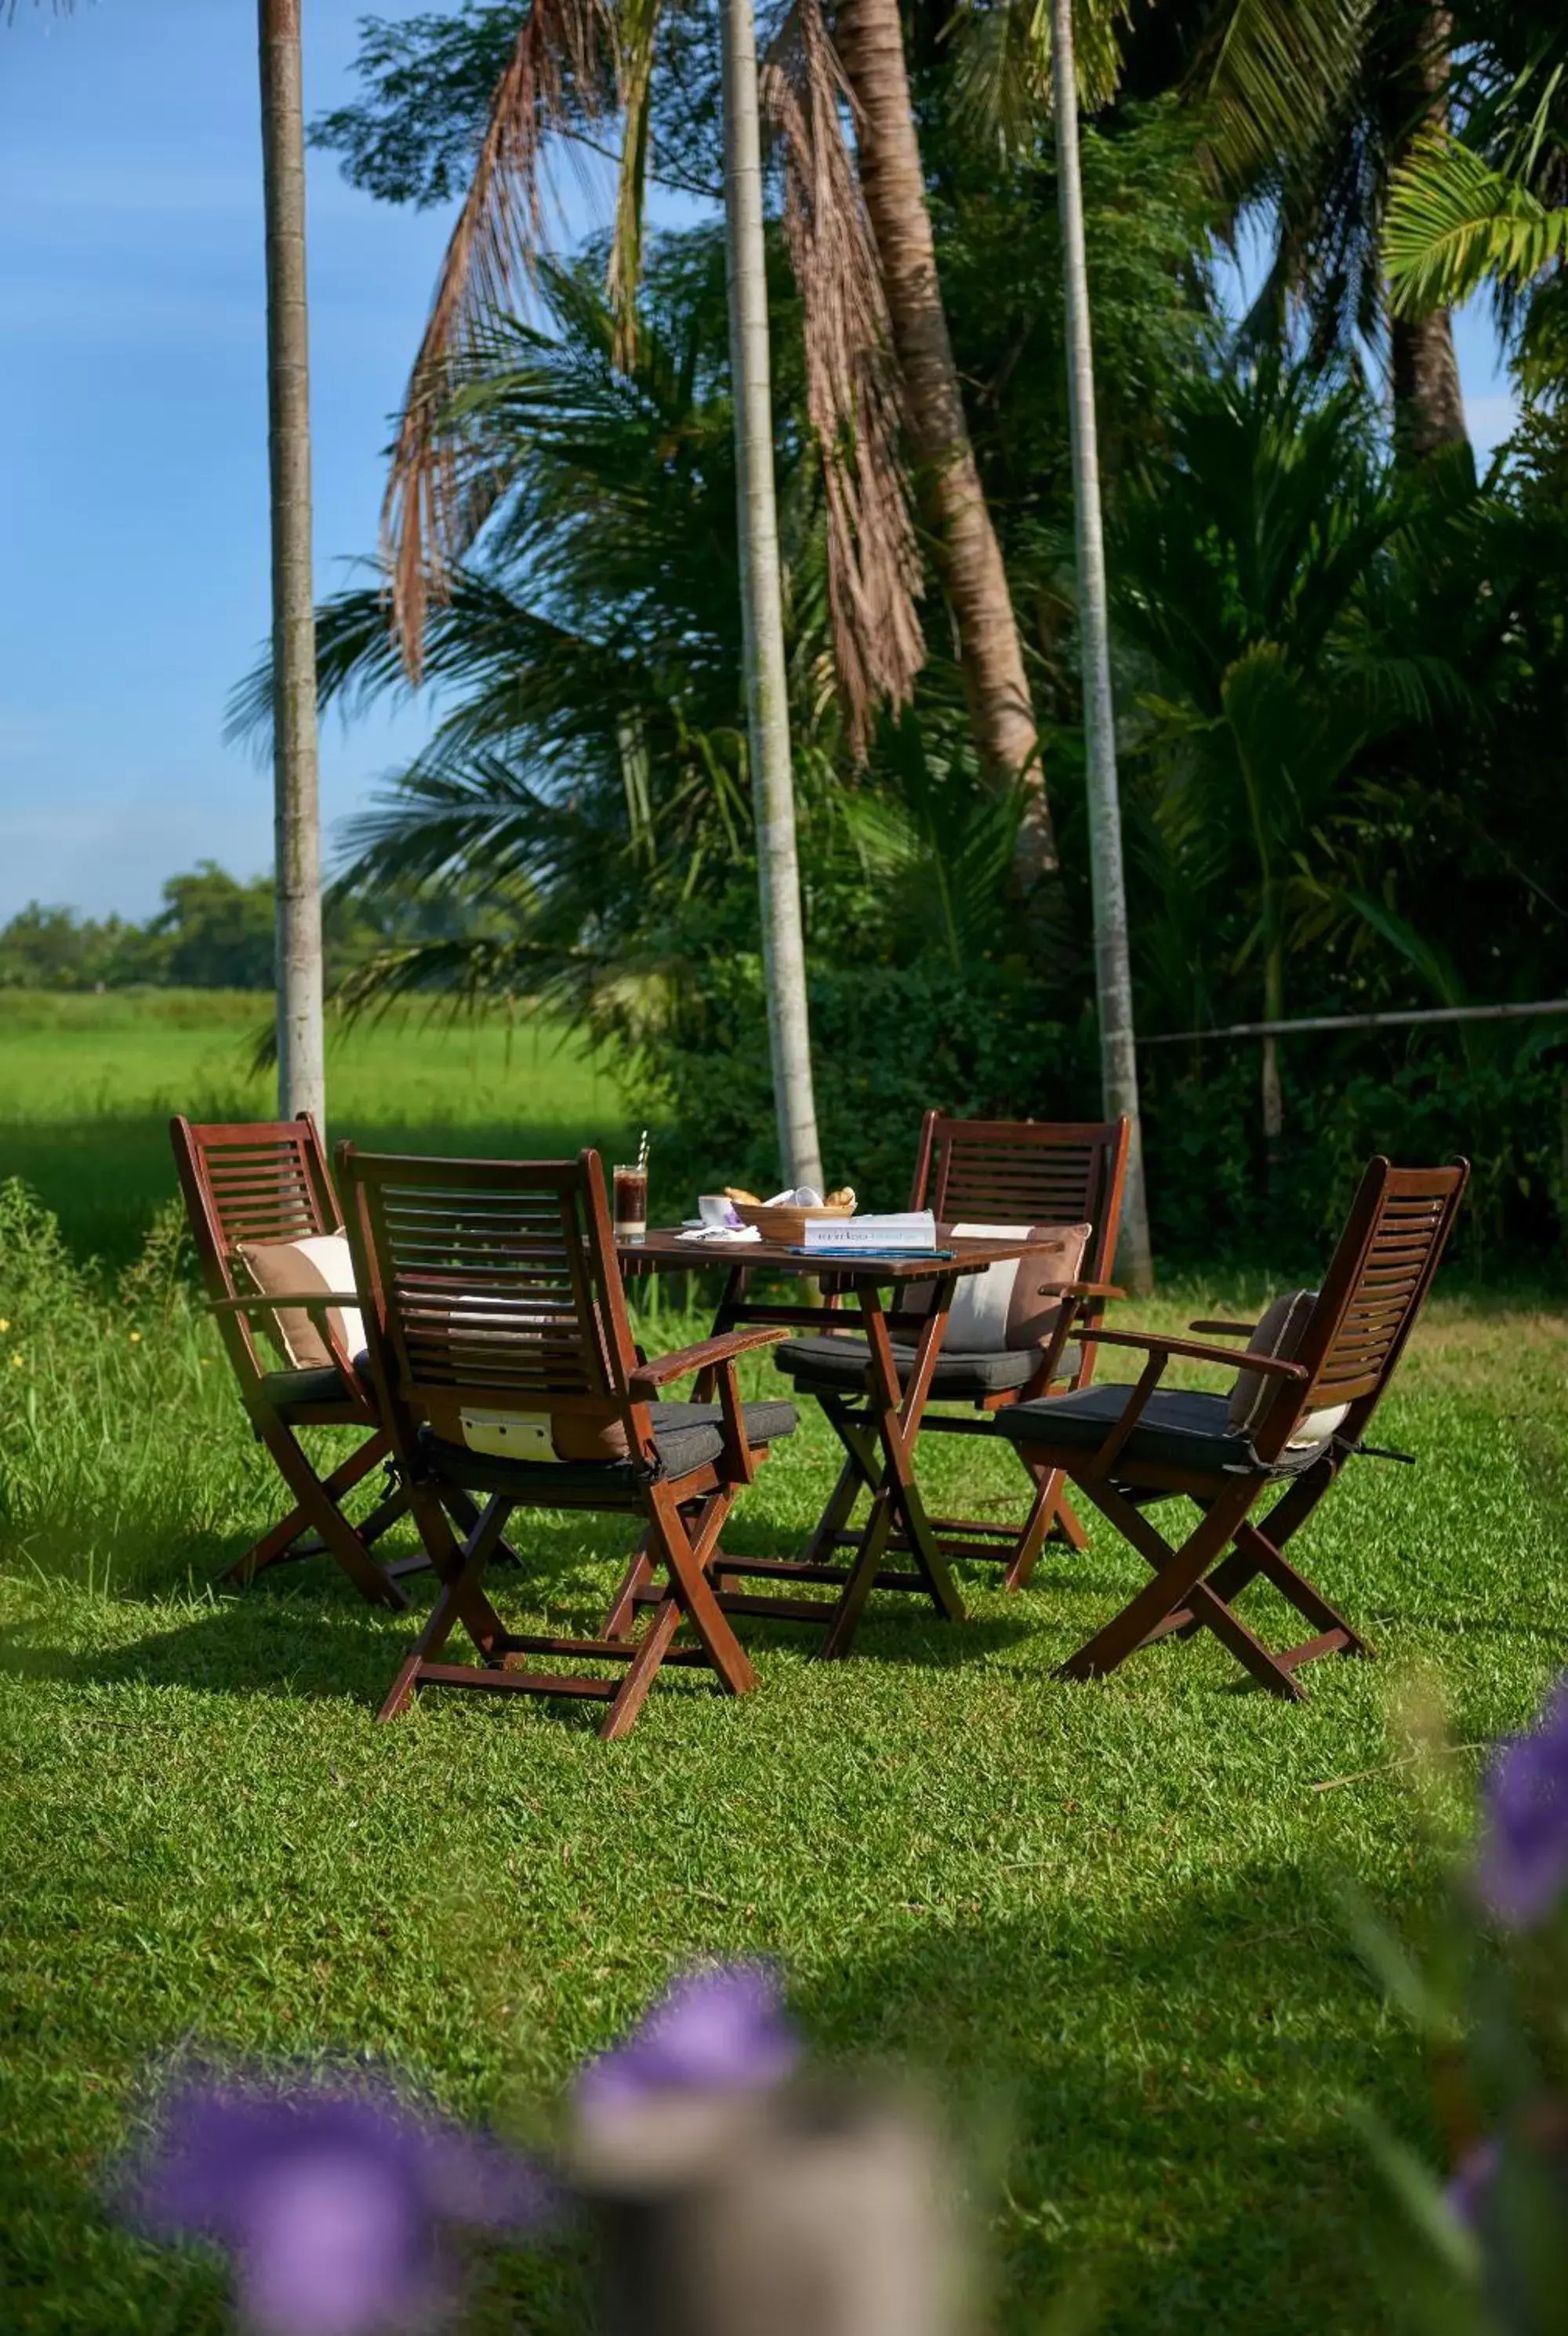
698,1193 -> 737,1229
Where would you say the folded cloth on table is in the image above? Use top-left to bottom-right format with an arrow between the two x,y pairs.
677,1224 -> 764,1245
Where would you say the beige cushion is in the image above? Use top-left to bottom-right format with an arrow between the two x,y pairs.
907,1223 -> 1091,1353
1225,1288 -> 1348,1448
236,1233 -> 365,1373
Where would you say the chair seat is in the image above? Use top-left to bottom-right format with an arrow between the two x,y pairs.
994,1384 -> 1330,1477
775,1335 -> 1039,1398
419,1398 -> 798,1499
262,1350 -> 374,1411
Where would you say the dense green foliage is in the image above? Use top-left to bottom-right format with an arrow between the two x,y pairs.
276,4 -> 1568,1266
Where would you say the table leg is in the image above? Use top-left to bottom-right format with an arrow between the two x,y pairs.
816,1282 -> 965,1661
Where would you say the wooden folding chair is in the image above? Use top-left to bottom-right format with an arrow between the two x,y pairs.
993,1158 -> 1469,1699
170,1114 -> 418,1610
771,1115 -> 1130,1593
337,1145 -> 798,1739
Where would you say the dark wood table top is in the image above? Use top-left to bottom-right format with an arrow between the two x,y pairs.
617,1227 -> 1046,1278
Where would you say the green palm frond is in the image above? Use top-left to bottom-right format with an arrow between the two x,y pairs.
945,0 -> 1129,157
1385,130 -> 1568,317
1199,0 -> 1371,196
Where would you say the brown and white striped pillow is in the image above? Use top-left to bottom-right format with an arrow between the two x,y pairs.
236,1233 -> 365,1373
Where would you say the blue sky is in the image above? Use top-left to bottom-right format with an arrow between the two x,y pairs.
0,2 -> 1523,925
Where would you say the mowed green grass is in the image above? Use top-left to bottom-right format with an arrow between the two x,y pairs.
1,994 -> 1564,2333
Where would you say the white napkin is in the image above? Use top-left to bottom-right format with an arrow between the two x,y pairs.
676,1224 -> 764,1245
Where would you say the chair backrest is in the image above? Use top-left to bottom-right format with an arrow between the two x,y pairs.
338,1146 -> 652,1467
169,1114 -> 341,1388
910,1114 -> 1131,1284
1250,1158 -> 1469,1461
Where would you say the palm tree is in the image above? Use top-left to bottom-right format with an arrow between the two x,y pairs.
720,0 -> 822,1186
1116,0 -> 1468,460
1384,2 -> 1568,379
381,0 -> 835,1180
827,0 -> 1054,877
1048,0 -> 1152,1288
1112,358 -> 1459,1161
258,0 -> 325,1125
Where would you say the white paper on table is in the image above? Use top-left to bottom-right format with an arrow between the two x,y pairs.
676,1224 -> 764,1245
802,1210 -> 937,1252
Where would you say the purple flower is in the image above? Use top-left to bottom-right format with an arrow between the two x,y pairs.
575,1963 -> 799,2119
1445,2136 -> 1499,2228
1477,1681 -> 1568,1928
124,2075 -> 553,2335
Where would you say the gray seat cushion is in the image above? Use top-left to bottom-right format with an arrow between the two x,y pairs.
263,1350 -> 373,1411
775,1335 -> 1037,1398
419,1398 -> 798,1500
264,1362 -> 353,1409
994,1384 -> 1329,1477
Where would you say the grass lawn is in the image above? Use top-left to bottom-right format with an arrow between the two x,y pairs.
1,993 -> 1564,2331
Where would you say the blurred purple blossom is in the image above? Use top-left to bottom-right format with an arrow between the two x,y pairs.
575,1963 -> 799,2118
124,2075 -> 554,2335
1477,1680 -> 1568,1928
1445,2137 -> 1499,2229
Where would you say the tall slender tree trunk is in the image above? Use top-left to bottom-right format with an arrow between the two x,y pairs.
720,0 -> 824,1191
259,0 -> 325,1127
832,0 -> 1054,883
1392,3 -> 1467,462
1051,0 -> 1152,1293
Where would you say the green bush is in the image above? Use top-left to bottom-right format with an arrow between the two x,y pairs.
642,963 -> 1566,1271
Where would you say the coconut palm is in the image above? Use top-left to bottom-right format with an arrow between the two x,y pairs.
230,249 -> 819,1037
1110,0 -> 1468,460
373,0 -> 1057,846
1112,358 -> 1463,1157
1042,0 -> 1152,1285
258,0 -> 325,1124
721,0 -> 821,1185
1384,4 -> 1568,387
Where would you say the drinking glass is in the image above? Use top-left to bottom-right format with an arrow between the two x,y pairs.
613,1164 -> 648,1244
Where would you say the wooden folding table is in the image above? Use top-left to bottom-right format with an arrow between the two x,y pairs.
612,1229 -> 1045,1659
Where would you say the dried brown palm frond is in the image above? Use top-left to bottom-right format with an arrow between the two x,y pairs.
608,0 -> 662,370
763,0 -> 924,754
383,0 -> 613,680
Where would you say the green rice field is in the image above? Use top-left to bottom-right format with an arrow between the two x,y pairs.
1,990 -> 1564,2333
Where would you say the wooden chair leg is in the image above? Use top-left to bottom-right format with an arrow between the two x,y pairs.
645,1481 -> 757,1698
246,1421 -> 408,1610
599,1597 -> 686,1742
1232,1520 -> 1374,1660
1003,1465 -> 1076,1592
223,1430 -> 391,1588
378,1492 -> 514,1721
1055,1479 -> 1254,1684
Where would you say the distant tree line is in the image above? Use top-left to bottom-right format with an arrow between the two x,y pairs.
0,863 -> 472,994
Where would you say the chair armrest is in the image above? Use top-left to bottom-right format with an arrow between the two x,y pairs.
1078,1325 -> 1306,1379
206,1293 -> 361,1316
629,1327 -> 790,1392
1037,1279 -> 1127,1301
1188,1318 -> 1258,1338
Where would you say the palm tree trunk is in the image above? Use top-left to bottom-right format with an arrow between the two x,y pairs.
720,0 -> 824,1191
1051,0 -> 1152,1293
259,0 -> 325,1126
1392,2 -> 1466,462
832,0 -> 1054,882
1261,939 -> 1285,1164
